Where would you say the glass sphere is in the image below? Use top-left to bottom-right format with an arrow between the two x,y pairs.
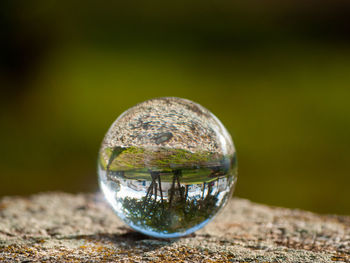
98,97 -> 237,238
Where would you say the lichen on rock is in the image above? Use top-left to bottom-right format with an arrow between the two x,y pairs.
0,193 -> 349,262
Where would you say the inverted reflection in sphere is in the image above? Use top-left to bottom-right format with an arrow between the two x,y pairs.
98,97 -> 237,238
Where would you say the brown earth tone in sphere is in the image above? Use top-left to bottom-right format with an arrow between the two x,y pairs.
101,97 -> 235,160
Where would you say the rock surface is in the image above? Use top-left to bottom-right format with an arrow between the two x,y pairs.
0,192 -> 349,262
101,97 -> 234,156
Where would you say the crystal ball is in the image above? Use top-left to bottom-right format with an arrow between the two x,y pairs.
98,97 -> 237,238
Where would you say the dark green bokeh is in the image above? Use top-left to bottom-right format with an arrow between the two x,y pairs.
1,1 -> 349,214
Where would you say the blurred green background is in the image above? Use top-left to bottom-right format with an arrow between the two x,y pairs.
1,1 -> 349,214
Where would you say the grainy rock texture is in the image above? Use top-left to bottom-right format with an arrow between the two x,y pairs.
0,193 -> 349,262
101,97 -> 235,156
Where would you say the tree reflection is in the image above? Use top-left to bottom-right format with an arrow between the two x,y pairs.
104,146 -> 233,234
121,171 -> 223,234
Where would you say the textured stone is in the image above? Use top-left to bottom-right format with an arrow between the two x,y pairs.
101,97 -> 235,156
0,192 -> 349,262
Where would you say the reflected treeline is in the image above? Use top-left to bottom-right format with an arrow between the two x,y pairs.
120,172 -> 226,233
103,146 -> 235,234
